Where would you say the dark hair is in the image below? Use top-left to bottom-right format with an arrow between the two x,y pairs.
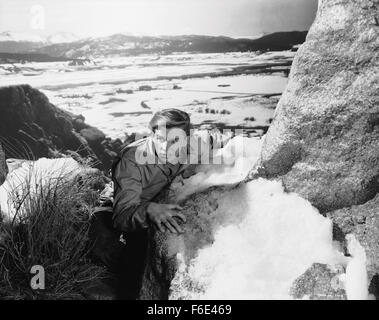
149,108 -> 191,135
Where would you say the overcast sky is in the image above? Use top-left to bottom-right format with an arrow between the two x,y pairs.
0,0 -> 318,38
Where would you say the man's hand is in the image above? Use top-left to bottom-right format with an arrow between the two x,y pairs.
147,202 -> 186,234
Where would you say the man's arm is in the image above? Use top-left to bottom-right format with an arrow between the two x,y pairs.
112,156 -> 151,232
112,155 -> 186,233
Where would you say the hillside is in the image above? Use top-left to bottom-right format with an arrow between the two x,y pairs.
0,31 -> 307,62
34,31 -> 308,58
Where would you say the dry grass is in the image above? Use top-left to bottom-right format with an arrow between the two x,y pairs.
0,166 -> 109,300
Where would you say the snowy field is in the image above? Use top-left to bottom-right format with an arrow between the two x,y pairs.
0,51 -> 293,139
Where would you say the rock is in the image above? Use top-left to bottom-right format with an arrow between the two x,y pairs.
0,142 -> 7,184
68,58 -> 92,66
251,0 -> 379,297
0,85 -> 121,171
290,263 -> 346,300
80,127 -> 106,145
140,101 -> 151,109
140,186 -> 232,300
116,88 -> 133,94
99,97 -> 126,105
72,114 -> 87,131
139,85 -> 153,91
253,0 -> 379,214
327,194 -> 379,296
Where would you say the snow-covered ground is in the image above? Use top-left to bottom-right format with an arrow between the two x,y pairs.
168,137 -> 369,300
0,51 -> 294,81
170,177 -> 368,299
0,51 -> 293,139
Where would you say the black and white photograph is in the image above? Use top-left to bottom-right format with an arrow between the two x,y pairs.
0,0 -> 378,305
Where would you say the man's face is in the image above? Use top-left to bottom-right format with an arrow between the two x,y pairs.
153,127 -> 188,164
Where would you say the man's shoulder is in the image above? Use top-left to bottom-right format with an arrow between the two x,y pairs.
120,138 -> 147,156
119,137 -> 155,165
112,139 -> 148,179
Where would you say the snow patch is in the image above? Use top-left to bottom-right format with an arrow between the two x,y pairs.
170,135 -> 263,201
170,178 -> 347,299
169,137 -> 369,300
344,234 -> 369,300
0,157 -> 94,223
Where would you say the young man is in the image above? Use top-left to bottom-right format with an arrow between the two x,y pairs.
112,108 -> 191,234
91,108 -> 229,298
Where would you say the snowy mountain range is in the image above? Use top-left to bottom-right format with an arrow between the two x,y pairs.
0,30 -> 307,62
0,31 -> 81,43
0,31 -> 82,53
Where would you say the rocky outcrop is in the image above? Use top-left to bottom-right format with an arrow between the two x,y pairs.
251,0 -> 379,293
254,0 -> 379,213
0,143 -> 7,185
0,85 -> 122,171
140,186 -> 233,299
290,263 -> 346,300
328,194 -> 379,297
140,0 -> 379,300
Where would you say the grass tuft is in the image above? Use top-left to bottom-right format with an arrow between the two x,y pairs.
0,165 -> 108,300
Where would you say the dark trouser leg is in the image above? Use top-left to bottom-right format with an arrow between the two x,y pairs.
88,207 -> 124,273
118,230 -> 148,300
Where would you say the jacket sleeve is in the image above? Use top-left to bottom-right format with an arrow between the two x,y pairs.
112,156 -> 150,232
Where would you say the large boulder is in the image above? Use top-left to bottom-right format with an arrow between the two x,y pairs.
0,85 -> 122,171
251,0 -> 379,292
253,0 -> 379,213
139,0 -> 378,300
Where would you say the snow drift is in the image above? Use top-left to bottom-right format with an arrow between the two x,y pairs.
170,135 -> 263,202
0,157 -> 95,223
167,136 -> 369,299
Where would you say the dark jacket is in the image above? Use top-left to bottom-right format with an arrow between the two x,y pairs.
112,137 -> 185,232
112,131 -> 230,232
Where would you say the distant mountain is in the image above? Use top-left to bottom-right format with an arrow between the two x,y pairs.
0,31 -> 46,53
32,31 -> 307,59
247,31 -> 309,49
0,31 -> 82,53
0,31 -> 307,61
